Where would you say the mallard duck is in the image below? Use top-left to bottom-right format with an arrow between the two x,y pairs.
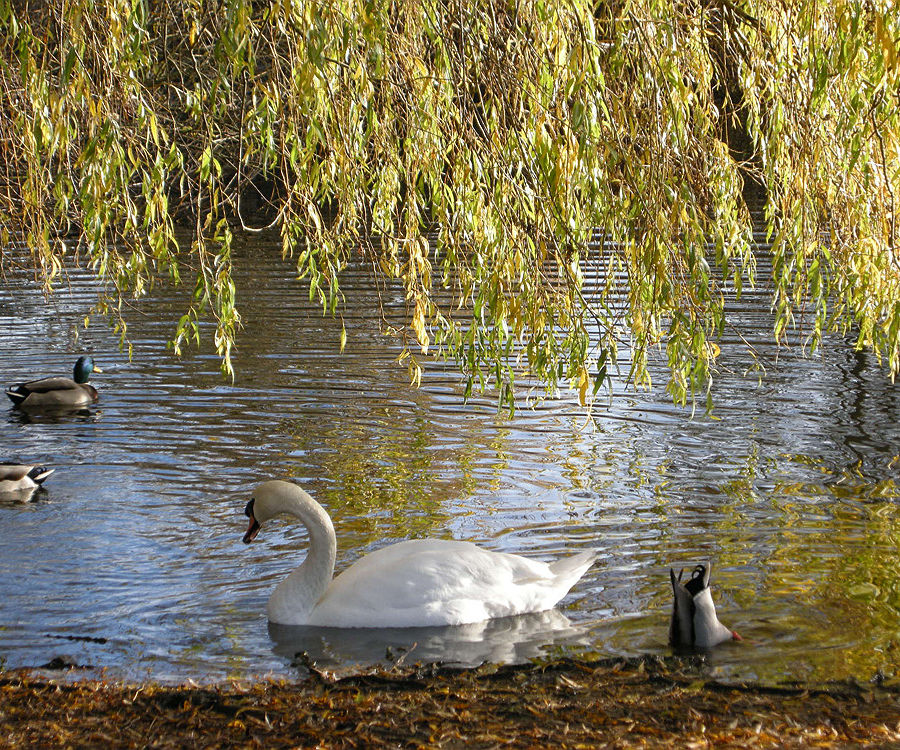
669,562 -> 742,648
242,480 -> 600,627
0,463 -> 55,493
5,356 -> 102,409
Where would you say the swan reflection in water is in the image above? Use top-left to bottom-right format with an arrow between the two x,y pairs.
268,609 -> 590,670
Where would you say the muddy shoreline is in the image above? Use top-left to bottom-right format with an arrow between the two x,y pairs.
2,657 -> 899,748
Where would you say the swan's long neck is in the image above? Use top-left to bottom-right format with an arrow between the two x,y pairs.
266,489 -> 337,625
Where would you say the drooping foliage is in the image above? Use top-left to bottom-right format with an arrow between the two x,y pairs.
0,0 -> 898,409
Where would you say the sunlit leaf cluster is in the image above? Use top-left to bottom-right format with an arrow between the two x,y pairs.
0,0 -> 897,408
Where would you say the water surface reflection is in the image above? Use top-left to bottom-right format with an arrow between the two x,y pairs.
268,610 -> 587,672
1,234 -> 899,684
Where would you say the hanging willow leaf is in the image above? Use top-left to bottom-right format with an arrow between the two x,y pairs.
0,1 -> 898,408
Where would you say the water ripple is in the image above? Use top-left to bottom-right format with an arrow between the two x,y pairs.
1,239 -> 899,683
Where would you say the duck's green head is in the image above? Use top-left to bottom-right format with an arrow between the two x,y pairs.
73,356 -> 101,384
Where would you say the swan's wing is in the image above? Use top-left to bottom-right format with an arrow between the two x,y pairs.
308,540 -> 591,628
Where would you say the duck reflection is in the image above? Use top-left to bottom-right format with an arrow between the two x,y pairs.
268,609 -> 588,670
0,485 -> 39,503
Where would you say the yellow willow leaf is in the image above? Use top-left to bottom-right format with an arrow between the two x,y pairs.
307,203 -> 323,234
408,358 -> 422,387
705,342 -> 721,362
412,300 -> 430,354
578,366 -> 589,406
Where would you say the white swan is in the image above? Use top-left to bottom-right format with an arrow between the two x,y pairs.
669,562 -> 742,648
242,480 -> 600,627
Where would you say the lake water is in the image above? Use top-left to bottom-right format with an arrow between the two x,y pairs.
1,233 -> 899,685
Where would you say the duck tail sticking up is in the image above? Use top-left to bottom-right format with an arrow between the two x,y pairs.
669,562 -> 741,649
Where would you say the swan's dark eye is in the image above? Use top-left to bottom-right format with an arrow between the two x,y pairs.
244,498 -> 255,518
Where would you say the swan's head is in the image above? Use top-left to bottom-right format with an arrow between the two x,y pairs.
242,480 -> 321,544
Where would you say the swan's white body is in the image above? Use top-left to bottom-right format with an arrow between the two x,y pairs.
669,563 -> 740,648
243,480 -> 599,628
